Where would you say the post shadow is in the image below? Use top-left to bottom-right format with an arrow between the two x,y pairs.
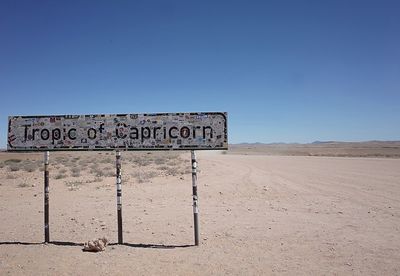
117,242 -> 194,249
0,241 -> 83,246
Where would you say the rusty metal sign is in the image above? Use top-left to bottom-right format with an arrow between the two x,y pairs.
7,112 -> 228,151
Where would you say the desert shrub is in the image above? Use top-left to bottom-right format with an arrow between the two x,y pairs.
103,166 -> 115,177
87,158 -> 100,165
5,159 -> 22,164
71,167 -> 81,177
9,165 -> 20,172
145,170 -> 158,178
71,167 -> 80,173
90,166 -> 105,177
54,156 -> 68,164
17,182 -> 30,188
59,168 -> 68,174
158,165 -> 169,171
78,159 -> 87,166
165,167 -> 179,176
154,157 -> 168,165
134,157 -> 151,167
65,180 -> 83,191
22,163 -> 37,172
75,160 -> 88,171
100,157 -> 113,164
133,170 -> 158,183
183,167 -> 192,174
72,171 -> 80,177
55,173 -> 67,179
167,159 -> 179,166
84,177 -> 103,184
6,174 -> 17,179
0,162 -> 5,169
63,162 -> 73,168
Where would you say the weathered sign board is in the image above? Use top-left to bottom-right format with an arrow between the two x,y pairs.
7,112 -> 228,151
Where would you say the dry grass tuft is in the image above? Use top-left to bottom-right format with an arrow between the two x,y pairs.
6,174 -> 17,179
55,173 -> 67,179
21,162 -> 37,172
17,182 -> 30,188
8,165 -> 20,172
5,159 -> 22,164
71,167 -> 81,177
132,170 -> 158,183
65,180 -> 84,191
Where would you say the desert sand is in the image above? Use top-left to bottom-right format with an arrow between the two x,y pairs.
0,147 -> 400,275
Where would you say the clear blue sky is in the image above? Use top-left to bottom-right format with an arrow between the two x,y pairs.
1,0 -> 399,147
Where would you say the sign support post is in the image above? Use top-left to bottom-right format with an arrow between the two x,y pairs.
44,151 -> 50,243
191,150 -> 200,246
8,112 -> 227,246
116,150 -> 123,244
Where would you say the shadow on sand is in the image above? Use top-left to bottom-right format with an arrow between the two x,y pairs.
0,241 -> 194,249
0,241 -> 83,246
117,242 -> 194,249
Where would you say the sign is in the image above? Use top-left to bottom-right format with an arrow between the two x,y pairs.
7,112 -> 228,151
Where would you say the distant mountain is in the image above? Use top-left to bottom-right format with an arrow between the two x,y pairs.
311,141 -> 337,144
234,140 -> 400,146
234,142 -> 266,145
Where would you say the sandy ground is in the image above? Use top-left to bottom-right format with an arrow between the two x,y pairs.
0,151 -> 400,275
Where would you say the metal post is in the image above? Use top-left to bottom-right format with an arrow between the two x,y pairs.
116,150 -> 123,244
191,150 -> 200,246
44,151 -> 50,243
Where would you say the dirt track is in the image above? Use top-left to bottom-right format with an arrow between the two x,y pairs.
1,152 -> 400,275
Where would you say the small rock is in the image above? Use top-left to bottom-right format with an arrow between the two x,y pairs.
83,237 -> 108,252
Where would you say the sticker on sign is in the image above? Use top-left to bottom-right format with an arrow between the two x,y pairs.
7,112 -> 228,151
